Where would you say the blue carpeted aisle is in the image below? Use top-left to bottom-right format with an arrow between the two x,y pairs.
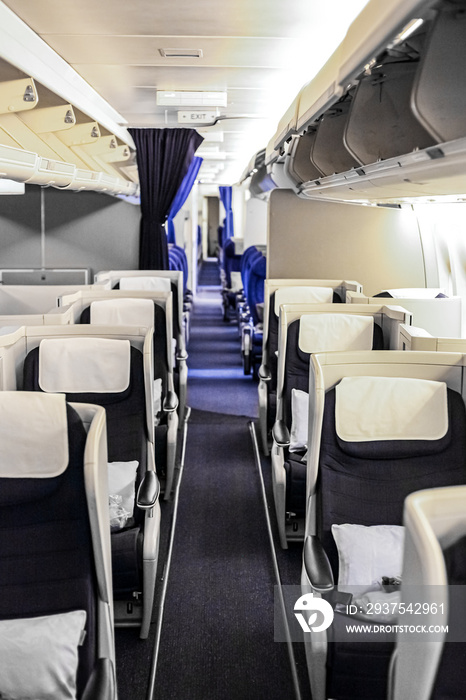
153,262 -> 299,699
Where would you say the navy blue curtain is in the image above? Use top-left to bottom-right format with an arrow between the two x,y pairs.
128,128 -> 204,269
167,156 -> 203,244
219,186 -> 234,241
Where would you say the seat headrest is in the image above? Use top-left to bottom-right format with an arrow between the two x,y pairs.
335,376 -> 448,450
0,392 -> 68,478
90,298 -> 154,328
298,314 -> 374,354
274,286 -> 333,315
120,276 -> 171,292
379,288 -> 447,299
39,337 -> 131,393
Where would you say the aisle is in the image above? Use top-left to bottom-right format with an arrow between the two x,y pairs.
153,271 -> 297,699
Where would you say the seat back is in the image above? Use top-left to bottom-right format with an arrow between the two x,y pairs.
280,313 -> 379,431
222,238 -> 242,288
169,244 -> 189,293
0,392 -> 112,698
316,375 -> 466,579
267,286 -> 338,389
245,254 -> 267,326
391,485 -> 466,700
23,337 -> 148,526
80,297 -> 170,395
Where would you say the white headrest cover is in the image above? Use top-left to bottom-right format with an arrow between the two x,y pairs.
381,288 -> 446,299
335,377 -> 448,442
298,314 -> 374,354
39,337 -> 131,393
120,276 -> 171,292
90,298 -> 154,328
274,286 -> 333,315
0,392 -> 68,477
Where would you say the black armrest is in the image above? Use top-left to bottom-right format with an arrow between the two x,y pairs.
137,471 -> 161,510
303,536 -> 334,592
163,390 -> 179,413
82,658 -> 115,700
258,364 -> 272,382
272,420 -> 290,448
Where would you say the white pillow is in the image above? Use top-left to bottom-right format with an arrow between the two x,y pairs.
0,610 -> 86,700
108,460 -> 139,518
332,523 -> 405,593
289,388 -> 309,453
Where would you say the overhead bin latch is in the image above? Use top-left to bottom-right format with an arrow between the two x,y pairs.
23,84 -> 35,102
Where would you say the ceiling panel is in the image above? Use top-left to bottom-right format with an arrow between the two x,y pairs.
1,0 -> 372,183
1,0 -> 345,39
39,36 -> 297,69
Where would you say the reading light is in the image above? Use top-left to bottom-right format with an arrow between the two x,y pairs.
91,126 -> 99,138
64,109 -> 74,124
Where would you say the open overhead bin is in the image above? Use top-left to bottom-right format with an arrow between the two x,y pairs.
273,0 -> 466,203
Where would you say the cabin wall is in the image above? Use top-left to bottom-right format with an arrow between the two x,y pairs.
266,189 -> 426,296
244,197 -> 268,249
0,185 -> 140,277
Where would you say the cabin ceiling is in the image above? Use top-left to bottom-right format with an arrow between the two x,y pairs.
1,0 -> 370,186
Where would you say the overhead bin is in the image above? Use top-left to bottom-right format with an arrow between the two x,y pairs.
26,156 -> 76,187
273,90 -> 302,150
0,143 -> 38,181
311,95 -> 361,176
344,57 -> 437,164
296,46 -> 344,134
284,131 -> 323,187
411,2 -> 466,143
271,0 -> 466,202
0,77 -> 38,115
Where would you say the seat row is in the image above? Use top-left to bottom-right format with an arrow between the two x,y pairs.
258,279 -> 465,699
219,239 -> 267,376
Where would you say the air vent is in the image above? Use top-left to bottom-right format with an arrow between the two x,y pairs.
159,48 -> 203,58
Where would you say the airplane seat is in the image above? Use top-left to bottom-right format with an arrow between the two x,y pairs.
237,245 -> 262,320
78,298 -> 178,499
221,238 -> 243,321
389,485 -> 466,700
259,285 -> 338,455
118,275 -> 187,419
22,337 -> 161,639
169,245 -> 192,302
0,392 -> 116,699
242,253 -> 267,375
272,313 -> 380,548
303,375 -> 466,700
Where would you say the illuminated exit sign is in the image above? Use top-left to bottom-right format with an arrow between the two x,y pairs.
178,111 -> 217,124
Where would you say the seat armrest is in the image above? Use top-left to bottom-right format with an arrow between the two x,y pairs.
137,471 -> 161,510
272,420 -> 290,448
258,364 -> 271,382
82,658 -> 115,700
303,536 -> 334,592
163,390 -> 179,413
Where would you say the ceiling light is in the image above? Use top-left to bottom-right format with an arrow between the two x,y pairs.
156,91 -> 227,107
159,48 -> 203,58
